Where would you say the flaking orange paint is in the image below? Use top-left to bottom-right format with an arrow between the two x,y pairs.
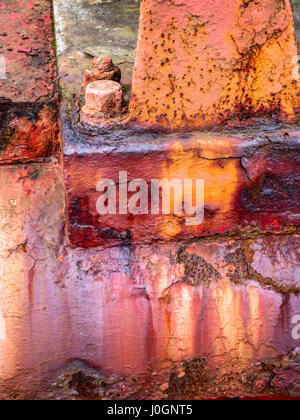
130,0 -> 300,130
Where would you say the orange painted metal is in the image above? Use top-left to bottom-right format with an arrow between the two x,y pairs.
129,0 -> 300,131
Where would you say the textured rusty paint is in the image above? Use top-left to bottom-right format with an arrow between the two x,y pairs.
49,354 -> 300,399
83,56 -> 121,90
0,102 -> 59,164
0,0 -> 59,163
0,0 -> 297,400
0,162 -> 299,398
64,130 -> 300,249
129,0 -> 300,130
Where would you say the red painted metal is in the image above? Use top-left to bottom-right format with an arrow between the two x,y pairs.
64,130 -> 300,248
0,0 -> 59,163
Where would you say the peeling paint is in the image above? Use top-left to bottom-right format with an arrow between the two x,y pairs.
63,131 -> 300,248
0,0 -> 300,401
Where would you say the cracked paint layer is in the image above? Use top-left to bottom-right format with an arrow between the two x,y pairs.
64,130 -> 300,248
0,159 -> 299,398
49,353 -> 300,399
0,0 -> 298,400
129,0 -> 300,130
0,0 -> 57,103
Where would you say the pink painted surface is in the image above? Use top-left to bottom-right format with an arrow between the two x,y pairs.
0,162 -> 299,398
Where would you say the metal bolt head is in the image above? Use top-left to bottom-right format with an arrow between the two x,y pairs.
84,80 -> 123,114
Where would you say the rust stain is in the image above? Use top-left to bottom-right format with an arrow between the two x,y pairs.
129,0 -> 300,130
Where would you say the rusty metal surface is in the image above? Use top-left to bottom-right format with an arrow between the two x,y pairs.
0,0 -> 299,400
53,0 -> 300,103
0,0 -> 57,102
53,0 -> 300,250
0,160 -> 299,399
130,0 -> 300,131
0,101 -> 59,164
0,0 -> 59,163
63,127 -> 300,248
